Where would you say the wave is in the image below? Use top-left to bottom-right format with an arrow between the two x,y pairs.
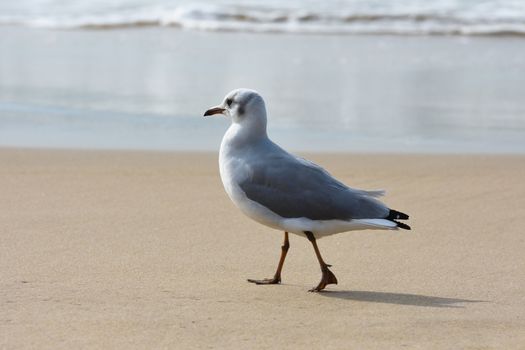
2,3 -> 525,36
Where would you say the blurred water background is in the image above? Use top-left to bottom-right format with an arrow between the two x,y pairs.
1,0 -> 524,153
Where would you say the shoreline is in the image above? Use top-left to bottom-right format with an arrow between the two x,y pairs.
3,138 -> 525,156
3,144 -> 525,156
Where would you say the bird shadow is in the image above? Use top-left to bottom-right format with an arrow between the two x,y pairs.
318,290 -> 485,308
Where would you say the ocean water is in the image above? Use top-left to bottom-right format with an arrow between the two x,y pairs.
2,0 -> 525,36
0,1 -> 525,153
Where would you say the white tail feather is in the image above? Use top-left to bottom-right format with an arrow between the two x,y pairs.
353,219 -> 398,229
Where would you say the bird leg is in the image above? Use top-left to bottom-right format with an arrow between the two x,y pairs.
304,231 -> 338,292
248,232 -> 289,285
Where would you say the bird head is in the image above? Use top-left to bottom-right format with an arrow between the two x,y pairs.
204,89 -> 267,130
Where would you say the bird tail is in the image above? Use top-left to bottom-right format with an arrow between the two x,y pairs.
386,209 -> 411,230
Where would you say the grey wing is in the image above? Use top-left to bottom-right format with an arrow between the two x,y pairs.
239,152 -> 388,221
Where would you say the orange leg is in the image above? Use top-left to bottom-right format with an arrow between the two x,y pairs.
248,232 -> 289,285
305,231 -> 338,292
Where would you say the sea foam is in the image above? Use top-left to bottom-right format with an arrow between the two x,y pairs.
1,0 -> 525,36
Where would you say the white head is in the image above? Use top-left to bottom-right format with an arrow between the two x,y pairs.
204,89 -> 267,138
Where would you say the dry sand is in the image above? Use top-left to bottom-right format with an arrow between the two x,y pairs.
1,148 -> 525,349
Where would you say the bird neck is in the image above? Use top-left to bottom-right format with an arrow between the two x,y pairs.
222,118 -> 268,151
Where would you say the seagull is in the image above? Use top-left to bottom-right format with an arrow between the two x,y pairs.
204,88 -> 410,292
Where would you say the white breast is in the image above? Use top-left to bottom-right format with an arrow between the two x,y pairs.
219,127 -> 285,232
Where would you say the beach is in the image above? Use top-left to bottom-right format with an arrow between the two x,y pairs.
2,1 -> 525,347
2,148 -> 525,349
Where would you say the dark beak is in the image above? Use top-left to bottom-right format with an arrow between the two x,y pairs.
203,107 -> 226,117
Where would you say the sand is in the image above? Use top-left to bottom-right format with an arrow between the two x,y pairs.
1,148 -> 525,349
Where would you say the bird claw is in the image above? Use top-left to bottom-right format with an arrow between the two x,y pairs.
308,264 -> 338,292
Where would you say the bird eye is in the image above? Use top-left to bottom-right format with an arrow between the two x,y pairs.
226,98 -> 233,107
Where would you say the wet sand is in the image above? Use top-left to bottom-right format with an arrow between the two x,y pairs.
2,26 -> 525,153
2,148 -> 525,349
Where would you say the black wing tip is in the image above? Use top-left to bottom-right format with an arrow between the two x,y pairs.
393,220 -> 411,230
387,209 -> 409,221
387,209 -> 411,230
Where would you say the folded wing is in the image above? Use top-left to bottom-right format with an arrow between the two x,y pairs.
239,151 -> 389,221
